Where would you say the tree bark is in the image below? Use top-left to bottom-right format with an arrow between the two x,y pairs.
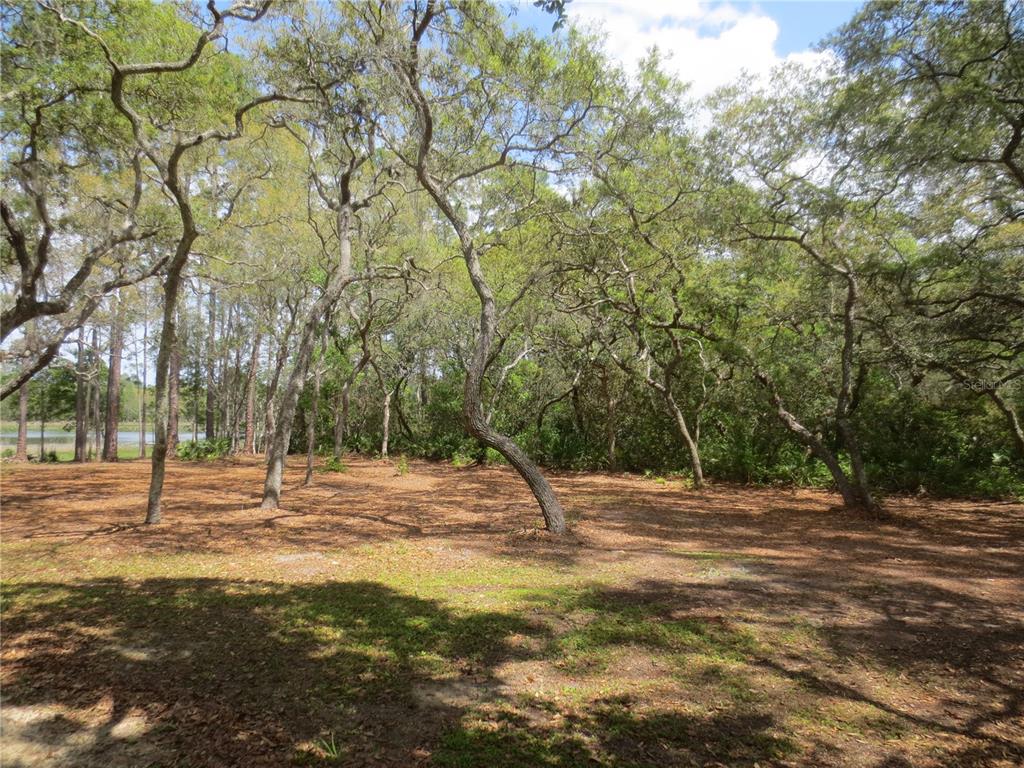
14,383 -> 29,461
334,353 -> 368,458
167,326 -> 180,457
243,331 -> 262,454
145,241 -> 193,523
103,294 -> 124,461
754,369 -> 861,510
90,327 -> 101,460
663,390 -> 704,488
139,308 -> 148,459
303,337 -> 325,486
74,328 -> 88,462
986,388 -> 1024,460
380,386 -> 392,459
205,290 -> 216,441
264,306 -> 296,458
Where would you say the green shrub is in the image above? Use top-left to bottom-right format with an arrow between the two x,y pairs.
395,454 -> 410,475
451,452 -> 474,468
321,455 -> 347,473
176,438 -> 231,461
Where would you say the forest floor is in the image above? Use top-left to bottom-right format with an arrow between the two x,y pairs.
1,456 -> 1022,768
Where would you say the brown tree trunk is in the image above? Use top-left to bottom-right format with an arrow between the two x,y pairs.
303,337 -> 325,486
145,235 -> 194,524
13,383 -> 29,461
755,369 -> 861,510
986,388 -> 1024,460
228,336 -> 243,453
244,332 -> 262,454
334,353 -> 368,458
139,309 -> 148,459
380,386 -> 392,459
262,205 -> 356,510
90,327 -> 101,460
264,309 -> 296,458
600,371 -> 618,471
663,390 -> 704,489
167,331 -> 180,457
74,328 -> 88,462
460,253 -> 567,533
205,290 -> 216,441
403,83 -> 566,530
103,294 -> 124,461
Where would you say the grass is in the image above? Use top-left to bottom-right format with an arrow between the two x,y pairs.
0,545 -> 863,767
2,444 -> 149,462
2,460 -> 1019,767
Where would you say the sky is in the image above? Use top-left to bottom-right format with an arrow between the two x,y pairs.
512,0 -> 863,97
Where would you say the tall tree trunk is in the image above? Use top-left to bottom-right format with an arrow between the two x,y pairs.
205,290 -> 216,441
600,372 -> 618,471
139,309 -> 148,458
304,337 -> 325,486
103,294 -> 124,461
90,327 -> 101,460
244,332 -> 262,454
14,383 -> 29,461
74,328 -> 88,462
380,385 -> 392,459
229,335 -> 243,453
145,236 -> 194,523
168,329 -> 180,457
39,380 -> 46,461
832,270 -> 877,512
192,360 -> 200,443
264,311 -> 296,459
334,354 -> 368,458
220,305 -> 234,445
262,205 -> 355,510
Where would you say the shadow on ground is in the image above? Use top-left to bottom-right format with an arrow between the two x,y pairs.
1,577 -> 807,768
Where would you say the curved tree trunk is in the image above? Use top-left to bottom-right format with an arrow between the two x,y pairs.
663,391 -> 704,489
755,370 -> 862,510
461,247 -> 567,534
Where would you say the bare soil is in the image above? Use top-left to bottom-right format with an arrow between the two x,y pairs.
1,456 -> 1022,767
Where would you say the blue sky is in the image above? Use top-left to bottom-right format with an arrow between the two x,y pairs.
510,1 -> 864,96
757,2 -> 863,53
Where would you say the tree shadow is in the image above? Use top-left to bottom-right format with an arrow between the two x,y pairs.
1,577 -> 797,768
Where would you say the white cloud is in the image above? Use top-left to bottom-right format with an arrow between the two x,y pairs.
569,1 -> 833,98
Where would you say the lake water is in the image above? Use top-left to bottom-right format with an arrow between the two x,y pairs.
0,429 -> 205,448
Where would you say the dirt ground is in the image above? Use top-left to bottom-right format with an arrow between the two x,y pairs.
1,456 -> 1022,767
